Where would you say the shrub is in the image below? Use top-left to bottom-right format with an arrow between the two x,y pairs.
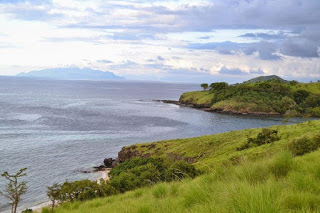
110,172 -> 139,193
304,95 -> 320,108
289,136 -> 320,156
98,180 -> 118,196
22,209 -> 33,213
210,82 -> 228,92
165,161 -> 199,181
237,129 -> 280,150
47,157 -> 200,205
109,158 -> 165,177
248,129 -> 280,146
307,107 -> 320,117
294,89 -> 310,104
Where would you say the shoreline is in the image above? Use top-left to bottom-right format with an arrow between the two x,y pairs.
30,168 -> 111,212
97,168 -> 111,183
155,100 -> 283,117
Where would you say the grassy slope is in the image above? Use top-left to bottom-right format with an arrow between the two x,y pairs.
291,82 -> 320,94
179,91 -> 214,107
53,120 -> 320,213
180,82 -> 320,115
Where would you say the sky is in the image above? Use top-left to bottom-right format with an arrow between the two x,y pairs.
0,0 -> 319,83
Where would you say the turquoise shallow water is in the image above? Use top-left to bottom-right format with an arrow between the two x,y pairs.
0,77 -> 305,212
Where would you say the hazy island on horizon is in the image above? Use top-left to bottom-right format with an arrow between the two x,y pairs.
16,67 -> 125,81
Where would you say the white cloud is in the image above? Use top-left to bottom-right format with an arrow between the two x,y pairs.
0,0 -> 319,82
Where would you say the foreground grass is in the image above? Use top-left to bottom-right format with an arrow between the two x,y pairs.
51,120 -> 320,213
120,120 -> 320,171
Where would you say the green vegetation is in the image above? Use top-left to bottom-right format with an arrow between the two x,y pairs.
180,77 -> 320,116
0,168 -> 27,213
200,83 -> 208,91
243,75 -> 288,83
49,120 -> 320,213
45,158 -> 199,208
289,135 -> 320,156
237,128 -> 280,151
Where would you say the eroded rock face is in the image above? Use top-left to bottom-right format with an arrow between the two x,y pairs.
117,146 -> 141,163
117,145 -> 153,163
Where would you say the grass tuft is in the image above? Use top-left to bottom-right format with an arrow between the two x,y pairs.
269,150 -> 293,179
152,184 -> 167,199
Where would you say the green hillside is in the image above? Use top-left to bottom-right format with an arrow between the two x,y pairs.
243,75 -> 288,83
180,80 -> 320,117
47,120 -> 320,213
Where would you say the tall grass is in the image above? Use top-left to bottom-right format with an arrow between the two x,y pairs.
53,149 -> 320,213
269,150 -> 293,179
51,121 -> 320,213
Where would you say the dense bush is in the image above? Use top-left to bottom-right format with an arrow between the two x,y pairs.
248,129 -> 280,146
293,90 -> 310,105
56,180 -> 113,202
47,157 -> 199,204
22,209 -> 33,213
203,81 -> 319,116
210,82 -> 228,91
109,158 -> 166,177
289,136 -> 320,156
165,161 -> 199,181
237,129 -> 280,151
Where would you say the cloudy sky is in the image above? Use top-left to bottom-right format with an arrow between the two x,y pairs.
0,0 -> 319,83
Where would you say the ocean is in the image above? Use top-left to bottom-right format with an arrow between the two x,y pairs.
0,77 -> 305,212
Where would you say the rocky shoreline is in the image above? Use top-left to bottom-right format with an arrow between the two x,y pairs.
155,99 -> 282,116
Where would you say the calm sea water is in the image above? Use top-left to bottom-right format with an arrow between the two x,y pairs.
0,77 -> 306,212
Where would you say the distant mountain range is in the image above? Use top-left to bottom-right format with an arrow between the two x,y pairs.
17,67 -> 124,80
243,75 -> 288,83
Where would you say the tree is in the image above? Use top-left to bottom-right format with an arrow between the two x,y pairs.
200,83 -> 208,91
210,82 -> 228,91
0,168 -> 27,213
47,183 -> 61,212
293,89 -> 310,104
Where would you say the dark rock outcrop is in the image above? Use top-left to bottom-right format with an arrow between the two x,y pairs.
103,158 -> 113,168
93,165 -> 106,171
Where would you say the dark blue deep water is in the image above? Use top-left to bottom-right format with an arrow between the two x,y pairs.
0,77 -> 306,212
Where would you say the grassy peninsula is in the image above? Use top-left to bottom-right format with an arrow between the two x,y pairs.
180,76 -> 320,117
47,120 -> 320,213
